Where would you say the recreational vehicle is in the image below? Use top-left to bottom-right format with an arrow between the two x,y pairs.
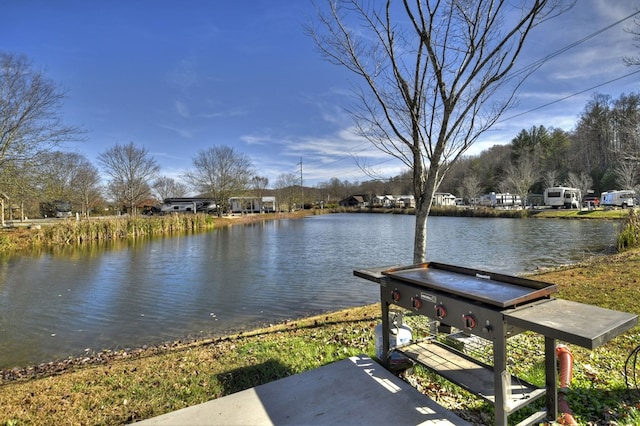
229,196 -> 277,214
160,198 -> 217,214
601,190 -> 635,208
543,187 -> 581,209
478,192 -> 521,208
40,200 -> 72,218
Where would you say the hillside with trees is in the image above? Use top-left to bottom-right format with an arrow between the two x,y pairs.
326,91 -> 640,206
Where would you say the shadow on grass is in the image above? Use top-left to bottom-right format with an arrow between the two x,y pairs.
564,387 -> 640,423
216,359 -> 293,395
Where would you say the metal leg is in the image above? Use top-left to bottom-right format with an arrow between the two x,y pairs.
380,286 -> 390,369
545,336 -> 558,422
493,326 -> 508,426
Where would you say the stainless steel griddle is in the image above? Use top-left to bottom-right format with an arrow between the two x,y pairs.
355,262 -> 638,426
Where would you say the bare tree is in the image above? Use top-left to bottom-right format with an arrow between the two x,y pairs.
309,0 -> 569,263
0,160 -> 38,220
97,142 -> 160,215
152,176 -> 188,201
613,161 -> 638,190
0,53 -> 83,166
459,174 -> 482,207
37,151 -> 102,216
572,93 -> 615,174
73,160 -> 103,217
183,146 -> 255,216
542,170 -> 559,189
251,176 -> 269,202
274,173 -> 300,212
37,151 -> 82,199
565,171 -> 593,200
624,12 -> 640,66
502,159 -> 538,207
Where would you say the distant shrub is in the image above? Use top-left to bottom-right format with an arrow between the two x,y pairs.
617,208 -> 640,251
31,214 -> 216,246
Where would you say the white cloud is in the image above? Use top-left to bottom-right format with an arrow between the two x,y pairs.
158,124 -> 193,139
175,101 -> 189,118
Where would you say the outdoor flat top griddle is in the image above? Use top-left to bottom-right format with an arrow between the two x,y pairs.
355,261 -> 638,426
382,263 -> 556,308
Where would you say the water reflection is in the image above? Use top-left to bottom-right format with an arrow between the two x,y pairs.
0,214 -> 618,368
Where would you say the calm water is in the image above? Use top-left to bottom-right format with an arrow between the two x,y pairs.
0,214 -> 619,368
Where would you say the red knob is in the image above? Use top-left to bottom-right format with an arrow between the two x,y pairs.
411,296 -> 422,310
435,305 -> 447,319
391,289 -> 401,302
462,314 -> 477,329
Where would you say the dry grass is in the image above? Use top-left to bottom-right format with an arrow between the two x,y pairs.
0,211 -> 317,253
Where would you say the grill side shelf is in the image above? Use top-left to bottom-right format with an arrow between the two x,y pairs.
353,265 -> 404,284
396,341 -> 546,414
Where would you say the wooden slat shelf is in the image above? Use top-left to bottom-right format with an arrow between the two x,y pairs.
396,341 -> 546,413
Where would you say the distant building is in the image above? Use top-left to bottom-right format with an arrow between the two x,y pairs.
339,195 -> 368,208
395,195 -> 415,208
432,192 -> 457,207
230,196 -> 277,213
371,195 -> 395,208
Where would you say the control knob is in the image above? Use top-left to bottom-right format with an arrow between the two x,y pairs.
411,296 -> 422,310
390,289 -> 401,302
462,314 -> 477,330
435,305 -> 447,319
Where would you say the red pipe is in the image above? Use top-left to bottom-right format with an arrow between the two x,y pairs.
556,344 -> 578,425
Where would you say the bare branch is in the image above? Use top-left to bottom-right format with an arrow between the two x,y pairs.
308,0 -> 570,262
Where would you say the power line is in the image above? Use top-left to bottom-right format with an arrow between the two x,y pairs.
500,68 -> 640,123
294,9 -> 640,182
510,9 -> 640,79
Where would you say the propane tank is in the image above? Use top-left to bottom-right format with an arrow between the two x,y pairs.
375,311 -> 413,368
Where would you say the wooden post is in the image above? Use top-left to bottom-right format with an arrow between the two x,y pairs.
0,192 -> 8,227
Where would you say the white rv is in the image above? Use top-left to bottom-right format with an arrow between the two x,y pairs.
229,196 -> 277,213
543,187 -> 581,209
601,190 -> 635,208
160,198 -> 217,214
478,192 -> 521,208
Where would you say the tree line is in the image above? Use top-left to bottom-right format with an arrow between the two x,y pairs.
329,91 -> 640,206
438,91 -> 640,204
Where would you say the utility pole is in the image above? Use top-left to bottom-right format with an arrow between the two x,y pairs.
299,157 -> 304,210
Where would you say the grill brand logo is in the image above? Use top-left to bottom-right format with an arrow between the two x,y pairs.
420,292 -> 437,303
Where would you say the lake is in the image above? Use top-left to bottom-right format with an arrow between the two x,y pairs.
0,213 -> 619,369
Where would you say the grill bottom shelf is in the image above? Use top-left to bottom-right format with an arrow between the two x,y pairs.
396,340 -> 546,414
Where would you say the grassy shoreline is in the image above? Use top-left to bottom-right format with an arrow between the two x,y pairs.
0,210 -> 318,253
1,210 -> 639,424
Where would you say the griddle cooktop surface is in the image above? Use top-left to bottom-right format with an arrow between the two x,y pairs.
383,264 -> 557,308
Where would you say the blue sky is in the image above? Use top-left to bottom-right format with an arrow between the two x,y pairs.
2,1 -> 639,187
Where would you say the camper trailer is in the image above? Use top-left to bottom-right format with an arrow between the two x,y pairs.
229,196 -> 277,214
160,198 -> 217,214
478,192 -> 521,208
601,190 -> 635,208
543,187 -> 581,209
40,200 -> 72,218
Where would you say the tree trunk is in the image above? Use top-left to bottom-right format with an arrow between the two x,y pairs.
413,197 -> 429,264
